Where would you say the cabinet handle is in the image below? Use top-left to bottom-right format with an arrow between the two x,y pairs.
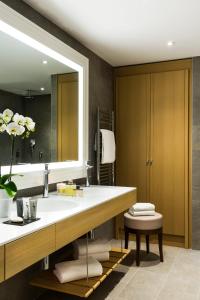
149,160 -> 153,166
146,160 -> 150,166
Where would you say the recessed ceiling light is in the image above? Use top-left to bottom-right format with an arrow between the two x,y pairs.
42,60 -> 47,64
40,87 -> 45,91
167,41 -> 175,47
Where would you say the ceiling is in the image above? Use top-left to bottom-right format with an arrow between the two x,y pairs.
24,0 -> 200,66
0,29 -> 75,96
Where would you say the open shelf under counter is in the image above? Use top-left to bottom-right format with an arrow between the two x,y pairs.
30,247 -> 131,298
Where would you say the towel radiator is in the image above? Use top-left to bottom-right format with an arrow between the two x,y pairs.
95,107 -> 115,185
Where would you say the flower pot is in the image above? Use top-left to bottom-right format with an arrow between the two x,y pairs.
0,190 -> 12,218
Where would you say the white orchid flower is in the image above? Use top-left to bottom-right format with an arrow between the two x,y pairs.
27,121 -> 35,131
17,125 -> 25,135
0,110 -> 35,138
0,113 -> 3,124
3,109 -> 13,124
6,122 -> 25,136
0,124 -> 6,133
13,113 -> 25,126
24,117 -> 35,131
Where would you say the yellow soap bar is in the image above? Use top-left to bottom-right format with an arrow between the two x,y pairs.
64,186 -> 76,196
57,183 -> 67,194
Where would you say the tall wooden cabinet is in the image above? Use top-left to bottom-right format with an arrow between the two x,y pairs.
116,74 -> 151,201
115,60 -> 191,247
57,73 -> 78,161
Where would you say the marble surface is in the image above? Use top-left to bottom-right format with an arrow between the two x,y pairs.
0,186 -> 135,246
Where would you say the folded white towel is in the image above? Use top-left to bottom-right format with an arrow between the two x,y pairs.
129,209 -> 155,216
100,129 -> 116,164
133,203 -> 155,212
77,251 -> 110,262
73,239 -> 111,256
54,257 -> 103,283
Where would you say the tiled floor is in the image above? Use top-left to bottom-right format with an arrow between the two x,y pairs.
38,240 -> 200,300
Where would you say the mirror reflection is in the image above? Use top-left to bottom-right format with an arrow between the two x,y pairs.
0,30 -> 79,166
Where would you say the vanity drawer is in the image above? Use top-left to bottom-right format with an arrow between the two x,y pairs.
5,225 -> 56,279
0,246 -> 4,282
56,190 -> 136,250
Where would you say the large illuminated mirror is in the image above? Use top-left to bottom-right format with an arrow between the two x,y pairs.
0,30 -> 79,165
0,2 -> 89,184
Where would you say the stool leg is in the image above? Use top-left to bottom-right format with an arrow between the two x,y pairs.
158,228 -> 164,262
124,227 -> 129,249
136,232 -> 141,266
146,235 -> 150,254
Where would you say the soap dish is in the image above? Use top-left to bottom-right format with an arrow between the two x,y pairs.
3,218 -> 40,226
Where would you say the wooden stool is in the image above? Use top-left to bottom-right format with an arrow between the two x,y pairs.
124,212 -> 164,266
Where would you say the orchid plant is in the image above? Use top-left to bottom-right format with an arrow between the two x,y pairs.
0,109 -> 35,198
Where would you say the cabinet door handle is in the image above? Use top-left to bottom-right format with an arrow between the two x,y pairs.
149,160 -> 153,166
146,160 -> 150,166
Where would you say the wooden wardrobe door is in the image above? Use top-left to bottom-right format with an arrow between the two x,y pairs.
150,70 -> 188,236
57,73 -> 78,161
116,74 -> 151,201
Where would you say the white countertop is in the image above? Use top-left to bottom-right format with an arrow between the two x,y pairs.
0,186 -> 135,246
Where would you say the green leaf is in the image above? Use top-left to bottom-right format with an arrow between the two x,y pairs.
0,173 -> 23,184
0,181 -> 17,198
5,181 -> 17,193
0,174 -> 12,184
5,187 -> 16,198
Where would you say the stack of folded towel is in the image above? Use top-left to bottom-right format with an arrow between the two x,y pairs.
54,256 -> 103,283
129,202 -> 155,216
73,238 -> 111,262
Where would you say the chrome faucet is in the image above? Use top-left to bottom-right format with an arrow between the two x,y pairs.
43,163 -> 50,198
85,161 -> 93,187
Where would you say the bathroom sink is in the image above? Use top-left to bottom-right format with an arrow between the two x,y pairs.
83,186 -> 118,197
37,197 -> 79,212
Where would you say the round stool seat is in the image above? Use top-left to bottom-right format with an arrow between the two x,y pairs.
124,212 -> 163,231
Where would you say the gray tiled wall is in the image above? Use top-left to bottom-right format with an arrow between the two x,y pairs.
192,57 -> 200,249
24,94 -> 52,163
0,91 -> 52,165
0,89 -> 24,165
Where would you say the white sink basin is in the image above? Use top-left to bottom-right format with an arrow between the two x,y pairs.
37,197 -> 79,212
83,186 -> 117,197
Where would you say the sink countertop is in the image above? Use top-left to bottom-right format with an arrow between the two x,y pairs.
0,186 -> 135,246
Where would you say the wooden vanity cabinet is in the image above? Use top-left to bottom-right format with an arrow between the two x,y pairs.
56,191 -> 136,250
0,246 -> 4,282
5,225 -> 55,279
0,189 -> 136,281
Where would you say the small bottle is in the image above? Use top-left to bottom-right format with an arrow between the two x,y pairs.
29,198 -> 38,220
57,183 -> 67,194
23,197 -> 30,220
64,180 -> 76,196
16,198 -> 24,218
75,185 -> 84,197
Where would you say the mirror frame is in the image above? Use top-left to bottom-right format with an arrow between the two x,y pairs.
0,2 -> 89,189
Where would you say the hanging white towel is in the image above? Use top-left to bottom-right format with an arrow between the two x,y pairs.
54,257 -> 103,283
133,203 -> 155,212
73,238 -> 111,257
100,129 -> 116,164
